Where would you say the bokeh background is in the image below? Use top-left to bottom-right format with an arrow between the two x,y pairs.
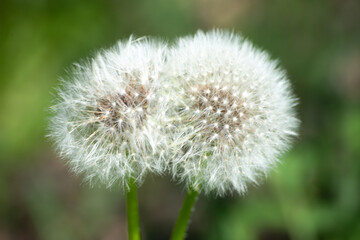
1,0 -> 359,239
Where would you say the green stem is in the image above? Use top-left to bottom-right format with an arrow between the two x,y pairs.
170,188 -> 199,240
126,178 -> 141,240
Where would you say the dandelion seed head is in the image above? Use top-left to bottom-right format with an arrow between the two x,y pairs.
49,37 -> 168,189
166,30 -> 299,196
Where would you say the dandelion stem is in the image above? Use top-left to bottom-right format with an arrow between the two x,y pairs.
170,188 -> 199,240
126,178 -> 141,240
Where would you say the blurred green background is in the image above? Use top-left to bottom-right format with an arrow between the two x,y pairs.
1,0 -> 359,239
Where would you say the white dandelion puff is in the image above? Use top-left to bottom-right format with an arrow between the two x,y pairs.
48,37 -> 169,189
165,30 -> 299,196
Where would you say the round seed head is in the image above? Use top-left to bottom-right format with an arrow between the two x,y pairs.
166,30 -> 299,195
49,37 -> 168,188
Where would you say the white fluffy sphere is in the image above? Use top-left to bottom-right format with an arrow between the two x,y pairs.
49,38 -> 169,188
165,30 -> 299,195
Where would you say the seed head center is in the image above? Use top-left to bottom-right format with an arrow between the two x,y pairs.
95,83 -> 149,131
191,85 -> 245,135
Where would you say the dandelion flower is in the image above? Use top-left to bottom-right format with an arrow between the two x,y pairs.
166,30 -> 299,195
49,37 -> 168,188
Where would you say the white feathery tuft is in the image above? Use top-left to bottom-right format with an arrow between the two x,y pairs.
164,30 -> 299,196
48,37 -> 169,189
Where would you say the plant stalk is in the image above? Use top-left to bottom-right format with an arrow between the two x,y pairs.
126,178 -> 141,240
170,188 -> 199,240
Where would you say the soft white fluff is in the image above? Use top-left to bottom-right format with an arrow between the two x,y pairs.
49,38 -> 169,189
165,30 -> 299,195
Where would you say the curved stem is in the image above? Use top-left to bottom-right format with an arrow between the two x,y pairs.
170,188 -> 199,240
126,178 -> 141,240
